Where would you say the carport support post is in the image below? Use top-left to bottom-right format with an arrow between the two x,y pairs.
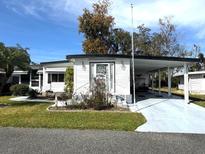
184,63 -> 189,103
29,72 -> 32,88
168,67 -> 172,97
158,70 -> 161,95
19,75 -> 21,84
151,74 -> 154,91
38,73 -> 41,91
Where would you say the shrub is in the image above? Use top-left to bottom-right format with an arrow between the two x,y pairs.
57,92 -> 71,101
10,84 -> 29,96
28,89 -> 38,99
45,90 -> 55,100
79,78 -> 113,110
56,79 -> 113,110
64,67 -> 74,94
90,78 -> 110,110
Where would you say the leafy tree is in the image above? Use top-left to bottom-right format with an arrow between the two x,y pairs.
133,17 -> 192,57
79,0 -> 114,54
192,44 -> 201,58
79,0 -> 196,58
198,53 -> 204,63
133,24 -> 153,55
110,28 -> 131,54
149,32 -> 163,56
0,43 -> 30,93
157,17 -> 190,57
190,53 -> 205,71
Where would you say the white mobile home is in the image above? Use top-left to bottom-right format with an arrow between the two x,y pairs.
67,54 -> 199,104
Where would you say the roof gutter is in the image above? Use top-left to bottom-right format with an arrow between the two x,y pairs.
66,54 -> 200,63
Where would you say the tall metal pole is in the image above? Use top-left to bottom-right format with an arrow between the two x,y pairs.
131,4 -> 136,104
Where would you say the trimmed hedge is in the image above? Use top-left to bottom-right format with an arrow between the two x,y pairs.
10,84 -> 29,96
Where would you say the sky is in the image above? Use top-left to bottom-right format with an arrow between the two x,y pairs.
0,0 -> 205,63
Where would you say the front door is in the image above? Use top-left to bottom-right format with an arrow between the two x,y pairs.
90,63 -> 114,93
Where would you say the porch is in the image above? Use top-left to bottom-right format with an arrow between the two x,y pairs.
11,68 -> 43,92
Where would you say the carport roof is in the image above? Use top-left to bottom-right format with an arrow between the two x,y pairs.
66,54 -> 199,63
40,60 -> 68,65
67,54 -> 200,73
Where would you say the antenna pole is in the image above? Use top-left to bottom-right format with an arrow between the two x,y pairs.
131,4 -> 136,104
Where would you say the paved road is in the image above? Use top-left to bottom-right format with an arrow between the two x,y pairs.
0,128 -> 205,154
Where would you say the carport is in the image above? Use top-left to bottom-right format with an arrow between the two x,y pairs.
67,54 -> 199,104
133,56 -> 200,104
131,56 -> 205,134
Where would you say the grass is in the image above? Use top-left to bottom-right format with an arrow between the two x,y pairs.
155,87 -> 205,108
0,96 -> 146,131
194,101 -> 205,107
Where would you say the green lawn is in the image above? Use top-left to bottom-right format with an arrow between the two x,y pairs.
0,96 -> 146,131
155,87 -> 205,108
194,101 -> 205,107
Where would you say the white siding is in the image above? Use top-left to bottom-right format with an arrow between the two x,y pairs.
189,78 -> 205,94
178,74 -> 205,94
73,58 -> 130,96
178,84 -> 184,90
115,58 -> 130,95
74,59 -> 90,94
42,66 -> 67,92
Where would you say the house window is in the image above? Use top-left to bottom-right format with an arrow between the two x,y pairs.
31,69 -> 39,87
31,81 -> 39,87
52,74 -> 58,82
48,74 -> 51,83
48,73 -> 64,83
59,74 -> 64,82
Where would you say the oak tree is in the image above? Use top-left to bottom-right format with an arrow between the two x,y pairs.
79,0 -> 114,54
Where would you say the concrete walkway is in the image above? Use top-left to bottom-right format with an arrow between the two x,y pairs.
130,97 -> 205,134
10,96 -> 54,102
0,128 -> 205,154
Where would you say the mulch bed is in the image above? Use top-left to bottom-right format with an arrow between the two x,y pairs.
47,106 -> 130,112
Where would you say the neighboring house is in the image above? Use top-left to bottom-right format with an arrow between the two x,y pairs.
41,60 -> 72,92
66,54 -> 199,104
174,70 -> 205,94
8,60 -> 72,93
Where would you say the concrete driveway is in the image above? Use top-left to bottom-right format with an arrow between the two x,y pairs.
130,97 -> 205,134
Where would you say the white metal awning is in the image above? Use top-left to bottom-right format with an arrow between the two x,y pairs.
45,67 -> 66,73
37,70 -> 43,74
12,71 -> 28,75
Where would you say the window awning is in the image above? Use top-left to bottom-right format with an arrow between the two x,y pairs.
12,71 -> 28,75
